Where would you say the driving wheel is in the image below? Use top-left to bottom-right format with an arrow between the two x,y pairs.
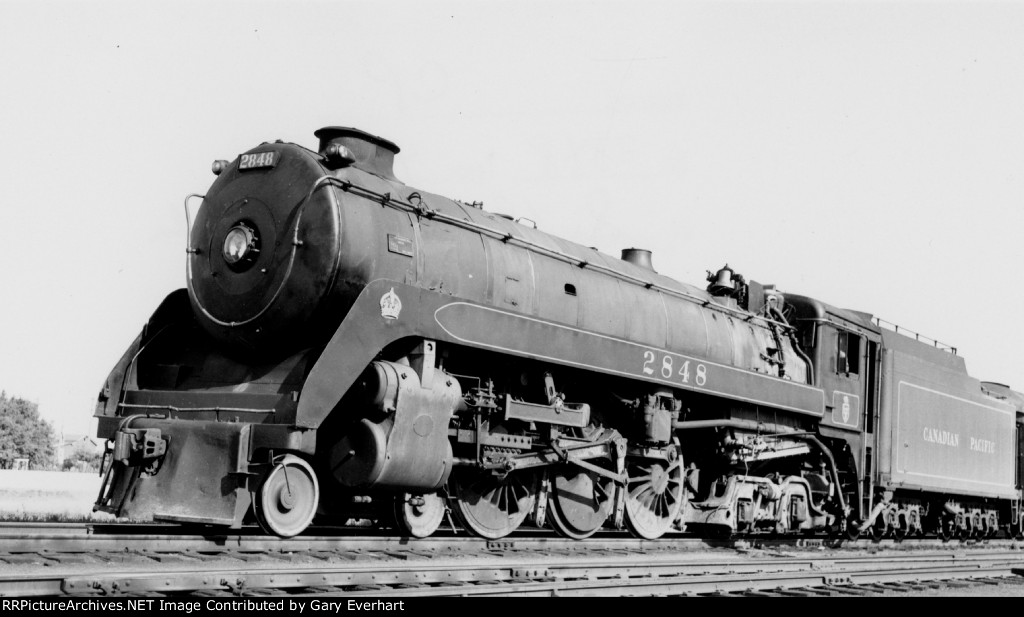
547,465 -> 615,540
623,457 -> 683,540
451,468 -> 538,539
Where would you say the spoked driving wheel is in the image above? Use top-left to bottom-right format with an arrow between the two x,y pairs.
392,492 -> 446,538
548,464 -> 615,540
451,468 -> 538,539
624,457 -> 684,540
253,454 -> 319,538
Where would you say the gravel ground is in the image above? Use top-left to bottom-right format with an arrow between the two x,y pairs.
0,470 -> 106,520
1,539 -> 1023,596
880,577 -> 1024,597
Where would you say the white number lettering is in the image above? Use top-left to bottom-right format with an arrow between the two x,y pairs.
643,351 -> 708,387
642,351 -> 655,375
661,355 -> 673,379
241,152 -> 274,169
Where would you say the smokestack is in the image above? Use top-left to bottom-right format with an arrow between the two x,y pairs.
314,126 -> 400,181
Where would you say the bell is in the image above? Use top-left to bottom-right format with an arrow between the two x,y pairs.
707,264 -> 735,295
714,265 -> 734,290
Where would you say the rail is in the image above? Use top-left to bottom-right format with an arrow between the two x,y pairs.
872,317 -> 957,355
2,526 -> 1023,597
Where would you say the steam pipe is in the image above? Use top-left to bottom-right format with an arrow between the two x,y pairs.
858,498 -> 891,533
769,305 -> 814,385
673,418 -> 793,433
789,331 -> 815,386
672,419 -> 848,515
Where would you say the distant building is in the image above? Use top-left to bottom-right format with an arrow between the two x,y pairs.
56,432 -> 103,470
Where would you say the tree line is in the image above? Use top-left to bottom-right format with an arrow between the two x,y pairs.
0,391 -> 107,471
0,391 -> 62,470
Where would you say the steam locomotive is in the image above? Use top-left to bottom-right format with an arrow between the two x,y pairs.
94,126 -> 1024,541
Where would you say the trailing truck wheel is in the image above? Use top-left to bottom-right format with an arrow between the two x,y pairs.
392,492 -> 446,538
624,457 -> 684,540
843,520 -> 862,542
253,455 -> 319,538
451,468 -> 538,539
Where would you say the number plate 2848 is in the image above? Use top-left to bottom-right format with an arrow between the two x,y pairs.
239,151 -> 277,170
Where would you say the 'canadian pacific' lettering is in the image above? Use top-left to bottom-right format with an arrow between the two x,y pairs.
922,429 -> 996,454
922,427 -> 959,447
970,437 -> 995,454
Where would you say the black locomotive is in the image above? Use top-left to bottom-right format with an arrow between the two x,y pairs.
94,126 -> 1024,541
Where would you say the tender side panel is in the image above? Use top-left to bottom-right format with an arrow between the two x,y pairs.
894,382 -> 1015,496
878,335 -> 1017,499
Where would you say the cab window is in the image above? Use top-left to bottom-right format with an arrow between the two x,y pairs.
837,331 -> 861,375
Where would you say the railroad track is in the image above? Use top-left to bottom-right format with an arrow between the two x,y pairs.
1,521 -> 1020,554
3,547 -> 1024,597
2,523 -> 1024,597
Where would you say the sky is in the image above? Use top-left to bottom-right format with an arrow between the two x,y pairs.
1,0 -> 1023,436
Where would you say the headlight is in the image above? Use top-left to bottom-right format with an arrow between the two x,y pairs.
222,222 -> 259,270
